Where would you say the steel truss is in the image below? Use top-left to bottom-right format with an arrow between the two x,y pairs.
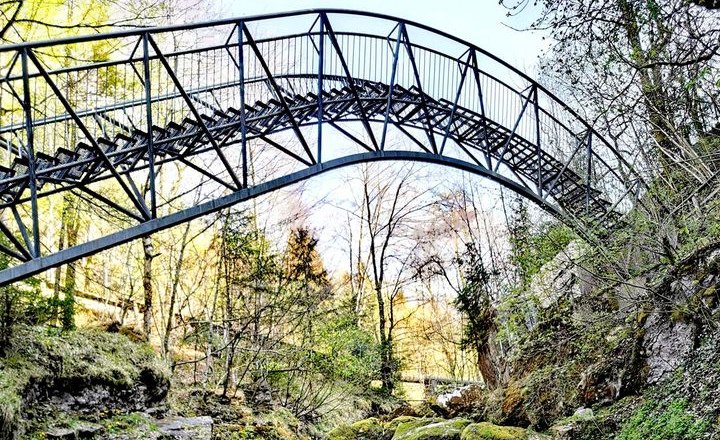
0,10 -> 647,285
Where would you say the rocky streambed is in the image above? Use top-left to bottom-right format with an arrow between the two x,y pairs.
329,416 -> 551,440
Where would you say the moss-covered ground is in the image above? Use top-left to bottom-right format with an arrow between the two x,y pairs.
0,325 -> 169,439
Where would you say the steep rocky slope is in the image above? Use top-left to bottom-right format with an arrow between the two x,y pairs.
330,239 -> 720,439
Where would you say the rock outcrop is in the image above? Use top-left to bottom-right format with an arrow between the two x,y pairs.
156,416 -> 213,440
0,326 -> 170,439
329,417 -> 553,440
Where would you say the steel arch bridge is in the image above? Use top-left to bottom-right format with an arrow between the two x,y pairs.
0,10 -> 646,286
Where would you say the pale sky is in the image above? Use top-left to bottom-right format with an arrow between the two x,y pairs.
211,0 -> 551,275
219,0 -> 546,73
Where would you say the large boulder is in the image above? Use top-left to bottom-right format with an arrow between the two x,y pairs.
643,310 -> 697,385
547,407 -> 596,440
46,422 -> 103,439
392,418 -> 472,440
436,385 -> 485,417
156,416 -> 213,440
460,422 -> 549,440
0,326 -> 170,439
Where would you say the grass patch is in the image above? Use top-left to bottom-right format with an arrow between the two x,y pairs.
617,399 -> 710,440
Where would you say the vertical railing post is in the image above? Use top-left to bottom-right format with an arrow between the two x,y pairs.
20,48 -> 39,258
381,22 -> 403,151
237,21 -> 248,188
470,50 -> 493,170
142,32 -> 157,218
533,86 -> 542,196
317,15 -> 325,163
586,132 -> 593,216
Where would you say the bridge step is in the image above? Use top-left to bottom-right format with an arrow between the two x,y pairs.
0,79 -> 618,229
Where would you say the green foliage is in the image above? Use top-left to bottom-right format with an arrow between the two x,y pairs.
216,212 -> 385,422
315,314 -> 381,386
508,198 -> 575,289
618,399 -> 710,440
58,289 -> 75,331
284,227 -> 329,287
0,235 -> 51,355
454,242 -> 494,349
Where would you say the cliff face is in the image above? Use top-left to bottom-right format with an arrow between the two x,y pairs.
338,240 -> 720,440
0,327 -> 171,439
476,240 -> 720,438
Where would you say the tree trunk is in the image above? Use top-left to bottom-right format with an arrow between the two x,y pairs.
0,287 -> 13,356
142,235 -> 155,339
62,196 -> 79,331
475,306 -> 506,390
476,344 -> 499,390
374,282 -> 395,394
163,223 -> 192,358
52,196 -> 70,325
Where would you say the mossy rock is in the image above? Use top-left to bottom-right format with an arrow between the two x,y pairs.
328,417 -> 389,440
460,422 -> 528,440
384,416 -> 420,433
353,417 -> 388,438
251,408 -> 306,439
392,418 -> 443,438
328,424 -> 359,440
0,326 -> 170,439
392,418 -> 472,440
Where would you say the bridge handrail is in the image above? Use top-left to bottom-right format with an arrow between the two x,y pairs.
0,8 -> 641,184
0,9 -> 652,285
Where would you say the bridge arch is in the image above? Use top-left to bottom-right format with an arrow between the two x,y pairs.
0,9 -> 644,285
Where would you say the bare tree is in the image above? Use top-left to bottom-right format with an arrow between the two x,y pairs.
342,163 -> 438,394
503,0 -> 719,179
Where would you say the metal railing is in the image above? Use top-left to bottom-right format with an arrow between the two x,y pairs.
0,10 -> 646,284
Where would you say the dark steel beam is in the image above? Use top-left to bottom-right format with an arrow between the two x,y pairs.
20,49 -> 40,257
440,51 -> 471,156
544,133 -> 586,198
241,24 -> 316,165
142,33 -> 158,218
74,186 -> 146,223
400,24 -> 438,154
317,16 -> 325,163
0,218 -> 31,261
176,157 -> 236,191
327,121 -> 373,152
11,206 -> 33,259
469,50 -> 494,169
27,50 -> 152,221
321,13 -> 380,150
0,150 -> 568,286
493,86 -> 534,173
533,86 -> 543,195
237,20 -> 249,188
390,122 -> 433,155
147,35 -> 243,191
380,24 -> 403,151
